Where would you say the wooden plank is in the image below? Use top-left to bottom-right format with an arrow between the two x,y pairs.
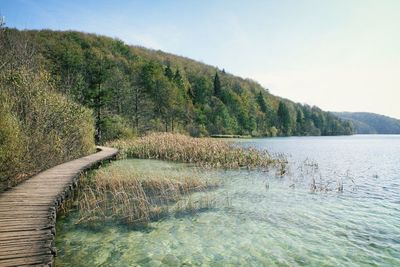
0,251 -> 53,261
0,242 -> 52,254
0,254 -> 53,266
0,233 -> 53,243
0,218 -> 48,223
0,225 -> 53,233
0,146 -> 118,266
0,238 -> 52,246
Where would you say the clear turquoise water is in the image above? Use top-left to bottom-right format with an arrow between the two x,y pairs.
56,135 -> 400,266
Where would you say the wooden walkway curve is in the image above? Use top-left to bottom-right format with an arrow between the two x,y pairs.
0,146 -> 118,267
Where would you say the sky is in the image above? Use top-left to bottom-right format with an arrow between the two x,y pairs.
1,0 -> 400,119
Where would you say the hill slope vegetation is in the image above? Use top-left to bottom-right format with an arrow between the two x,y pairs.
334,112 -> 400,134
11,29 -> 353,141
0,26 -> 355,191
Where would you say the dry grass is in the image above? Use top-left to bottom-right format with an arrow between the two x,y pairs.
77,162 -> 219,225
108,132 -> 285,169
79,133 -> 287,226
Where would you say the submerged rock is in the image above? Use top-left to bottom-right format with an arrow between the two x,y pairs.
146,259 -> 163,266
162,254 -> 181,266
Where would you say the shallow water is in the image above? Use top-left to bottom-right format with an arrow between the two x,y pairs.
56,135 -> 400,266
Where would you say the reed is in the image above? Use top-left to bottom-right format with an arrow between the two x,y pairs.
77,163 -> 219,226
108,132 -> 286,169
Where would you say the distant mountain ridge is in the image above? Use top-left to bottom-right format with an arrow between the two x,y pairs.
333,112 -> 400,134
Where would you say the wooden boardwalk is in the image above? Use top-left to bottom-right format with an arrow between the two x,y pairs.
0,146 -> 118,267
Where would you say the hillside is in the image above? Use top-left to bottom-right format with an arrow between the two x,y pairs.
334,112 -> 400,134
9,29 -> 353,141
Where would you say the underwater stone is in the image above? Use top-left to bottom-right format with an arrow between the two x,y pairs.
162,254 -> 181,266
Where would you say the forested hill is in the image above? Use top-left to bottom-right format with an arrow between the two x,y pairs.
334,112 -> 400,134
14,29 -> 353,142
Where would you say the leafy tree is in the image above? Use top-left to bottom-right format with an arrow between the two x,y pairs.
209,97 -> 237,134
130,64 -> 153,132
83,49 -> 113,143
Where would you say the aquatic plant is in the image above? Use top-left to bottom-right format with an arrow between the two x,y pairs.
77,162 -> 219,225
108,132 -> 286,169
288,159 -> 358,193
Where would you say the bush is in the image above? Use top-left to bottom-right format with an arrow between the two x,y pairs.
99,114 -> 135,143
0,99 -> 25,191
0,67 -> 96,192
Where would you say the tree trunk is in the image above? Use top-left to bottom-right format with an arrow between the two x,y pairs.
134,87 -> 139,131
95,83 -> 102,144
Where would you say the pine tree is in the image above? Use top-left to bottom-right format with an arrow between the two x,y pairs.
213,72 -> 221,97
164,64 -> 174,80
173,69 -> 184,89
256,91 -> 268,113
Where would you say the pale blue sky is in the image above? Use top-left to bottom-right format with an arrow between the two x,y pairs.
2,0 -> 399,118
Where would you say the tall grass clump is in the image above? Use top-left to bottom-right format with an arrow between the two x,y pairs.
0,28 -> 95,192
108,132 -> 285,169
77,162 -> 219,225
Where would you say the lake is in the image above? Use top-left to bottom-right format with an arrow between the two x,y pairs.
55,135 -> 400,266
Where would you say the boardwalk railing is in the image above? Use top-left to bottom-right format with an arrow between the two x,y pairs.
0,146 -> 118,267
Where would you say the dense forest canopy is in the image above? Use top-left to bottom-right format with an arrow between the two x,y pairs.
8,29 -> 353,142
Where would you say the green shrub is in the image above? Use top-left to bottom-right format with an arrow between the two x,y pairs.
99,114 -> 135,143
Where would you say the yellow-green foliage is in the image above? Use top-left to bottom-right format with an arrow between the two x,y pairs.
0,67 -> 95,192
99,114 -> 136,143
78,162 -> 218,225
0,100 -> 25,186
108,132 -> 284,169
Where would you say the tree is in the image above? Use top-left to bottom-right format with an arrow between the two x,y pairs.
140,62 -> 183,132
209,97 -> 237,134
83,49 -> 113,143
256,91 -> 268,113
106,67 -> 129,115
0,16 -> 5,28
173,69 -> 185,90
0,27 -> 36,73
277,101 -> 291,135
295,109 -> 304,135
130,64 -> 153,132
164,64 -> 174,80
213,72 -> 221,97
191,76 -> 212,105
